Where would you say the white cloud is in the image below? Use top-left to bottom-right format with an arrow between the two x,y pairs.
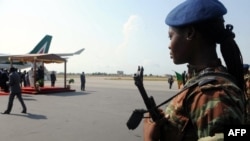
123,15 -> 139,39
115,15 -> 139,55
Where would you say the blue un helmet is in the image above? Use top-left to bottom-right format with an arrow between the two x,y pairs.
165,0 -> 227,26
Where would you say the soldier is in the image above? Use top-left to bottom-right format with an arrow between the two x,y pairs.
143,0 -> 245,140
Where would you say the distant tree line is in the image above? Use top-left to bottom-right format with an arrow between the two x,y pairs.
56,72 -> 170,77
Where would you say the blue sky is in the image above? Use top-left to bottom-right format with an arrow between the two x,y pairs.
0,0 -> 249,75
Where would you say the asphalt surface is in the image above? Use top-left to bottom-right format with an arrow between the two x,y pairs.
0,76 -> 179,141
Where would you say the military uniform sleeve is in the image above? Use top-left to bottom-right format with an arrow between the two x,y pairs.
186,81 -> 245,138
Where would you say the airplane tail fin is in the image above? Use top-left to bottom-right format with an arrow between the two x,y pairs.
29,35 -> 52,54
74,48 -> 85,55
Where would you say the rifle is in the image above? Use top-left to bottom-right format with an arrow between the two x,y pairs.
127,66 -> 163,130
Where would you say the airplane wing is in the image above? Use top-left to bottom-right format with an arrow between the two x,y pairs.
55,48 -> 85,57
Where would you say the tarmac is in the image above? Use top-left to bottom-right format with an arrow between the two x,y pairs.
0,76 -> 179,141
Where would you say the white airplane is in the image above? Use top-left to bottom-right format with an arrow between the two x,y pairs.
0,35 -> 84,69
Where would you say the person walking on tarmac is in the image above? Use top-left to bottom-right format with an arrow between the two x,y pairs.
143,0 -> 245,140
2,67 -> 27,114
167,75 -> 174,89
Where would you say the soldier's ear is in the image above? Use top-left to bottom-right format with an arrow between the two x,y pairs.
186,26 -> 195,40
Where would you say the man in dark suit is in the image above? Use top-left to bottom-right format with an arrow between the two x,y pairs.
80,72 -> 86,91
50,71 -> 56,87
2,67 -> 27,114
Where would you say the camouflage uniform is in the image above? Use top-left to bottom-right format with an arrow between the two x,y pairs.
163,67 -> 245,141
244,74 -> 250,124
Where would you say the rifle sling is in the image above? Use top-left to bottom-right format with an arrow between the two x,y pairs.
156,80 -> 198,109
155,71 -> 237,109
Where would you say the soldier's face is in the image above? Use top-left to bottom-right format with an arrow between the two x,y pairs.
168,27 -> 191,64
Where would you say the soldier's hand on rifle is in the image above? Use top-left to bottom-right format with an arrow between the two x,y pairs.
143,109 -> 168,141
